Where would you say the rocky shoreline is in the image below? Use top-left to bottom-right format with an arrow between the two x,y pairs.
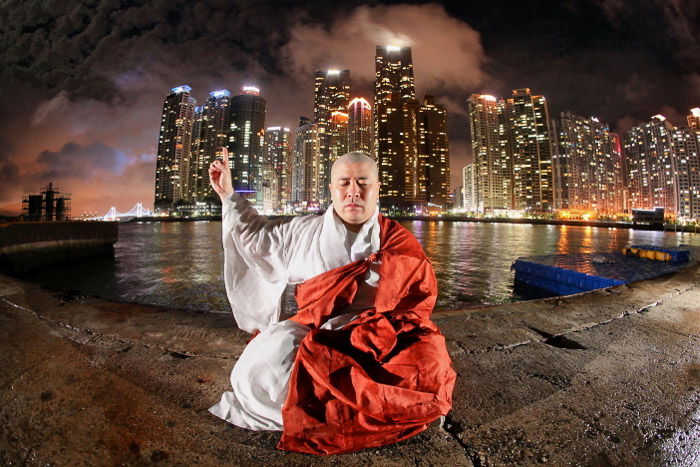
1,266 -> 699,465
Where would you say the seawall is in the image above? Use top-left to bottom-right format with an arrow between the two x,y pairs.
0,221 -> 118,273
1,265 -> 699,465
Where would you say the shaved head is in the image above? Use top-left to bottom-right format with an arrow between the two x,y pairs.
330,152 -> 378,182
328,152 -> 380,232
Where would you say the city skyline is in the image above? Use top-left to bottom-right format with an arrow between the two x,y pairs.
0,1 -> 698,216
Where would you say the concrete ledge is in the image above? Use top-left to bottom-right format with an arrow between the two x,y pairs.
0,221 -> 118,273
0,267 -> 699,465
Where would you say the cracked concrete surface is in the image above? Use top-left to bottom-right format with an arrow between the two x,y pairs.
1,263 -> 699,465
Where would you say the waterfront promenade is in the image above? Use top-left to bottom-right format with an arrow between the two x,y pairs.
1,262 -> 699,465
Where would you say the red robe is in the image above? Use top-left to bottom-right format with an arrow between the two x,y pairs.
277,214 -> 456,455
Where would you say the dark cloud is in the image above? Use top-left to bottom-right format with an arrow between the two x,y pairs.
0,160 -> 20,201
0,137 -> 20,200
598,0 -> 699,64
37,142 -> 127,179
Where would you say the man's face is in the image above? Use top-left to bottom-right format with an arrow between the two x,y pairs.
329,161 -> 380,228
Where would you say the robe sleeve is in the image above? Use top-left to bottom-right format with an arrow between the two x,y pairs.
221,192 -> 291,333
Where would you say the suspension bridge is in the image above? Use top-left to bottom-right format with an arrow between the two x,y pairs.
89,203 -> 153,221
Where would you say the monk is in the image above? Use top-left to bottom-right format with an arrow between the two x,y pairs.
208,148 -> 455,455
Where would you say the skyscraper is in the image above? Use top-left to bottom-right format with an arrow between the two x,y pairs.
327,111 -> 349,189
193,90 -> 232,202
552,112 -> 624,216
230,86 -> 266,208
672,125 -> 700,220
292,117 -> 320,208
505,88 -> 554,212
624,115 -> 677,215
154,85 -> 196,212
189,105 -> 204,202
314,70 -> 351,126
418,95 -> 451,208
263,127 -> 292,212
467,94 -> 511,212
374,45 -> 419,212
609,132 -> 627,214
314,70 -> 351,206
462,164 -> 477,211
347,97 -> 373,154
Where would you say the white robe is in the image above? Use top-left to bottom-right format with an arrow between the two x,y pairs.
209,193 -> 381,430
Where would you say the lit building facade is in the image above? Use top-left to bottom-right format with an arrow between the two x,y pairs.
462,164 -> 477,211
193,90 -> 232,202
155,85 -> 196,211
623,115 -> 677,216
552,112 -> 624,216
374,45 -> 419,212
188,105 -> 204,202
347,97 -> 373,154
326,111 -> 349,196
263,127 -> 292,212
314,70 -> 351,206
672,126 -> 700,220
609,132 -> 627,214
418,95 -> 451,209
505,88 -> 554,212
292,117 -> 320,207
230,86 -> 266,208
467,94 -> 511,212
452,186 -> 463,209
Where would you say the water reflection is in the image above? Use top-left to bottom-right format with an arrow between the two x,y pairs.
400,221 -> 700,310
23,220 -> 700,313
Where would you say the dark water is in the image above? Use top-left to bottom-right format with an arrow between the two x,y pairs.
24,220 -> 700,313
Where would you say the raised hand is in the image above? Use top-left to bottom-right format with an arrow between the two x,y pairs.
208,147 -> 234,201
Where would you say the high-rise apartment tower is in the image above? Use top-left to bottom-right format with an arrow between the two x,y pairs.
374,45 -> 419,212
155,85 -> 196,211
418,95 -> 451,208
347,97 -> 373,154
467,94 -> 511,211
314,70 -> 351,205
229,86 -> 266,208
292,117 -> 320,207
552,113 -> 624,216
624,115 -> 677,215
192,90 -> 232,202
505,88 -> 554,212
263,127 -> 292,212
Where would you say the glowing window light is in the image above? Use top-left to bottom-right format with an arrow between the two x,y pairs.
386,45 -> 401,52
327,69 -> 340,75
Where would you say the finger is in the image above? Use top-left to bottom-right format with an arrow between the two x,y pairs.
220,147 -> 229,166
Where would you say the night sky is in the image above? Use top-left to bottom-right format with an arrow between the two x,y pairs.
0,0 -> 698,216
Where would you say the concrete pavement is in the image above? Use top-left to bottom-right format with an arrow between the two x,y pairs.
1,263 -> 698,465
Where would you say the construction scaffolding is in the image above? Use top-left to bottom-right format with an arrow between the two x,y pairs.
21,182 -> 71,221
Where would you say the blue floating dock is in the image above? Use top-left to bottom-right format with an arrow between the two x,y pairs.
512,246 -> 691,299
